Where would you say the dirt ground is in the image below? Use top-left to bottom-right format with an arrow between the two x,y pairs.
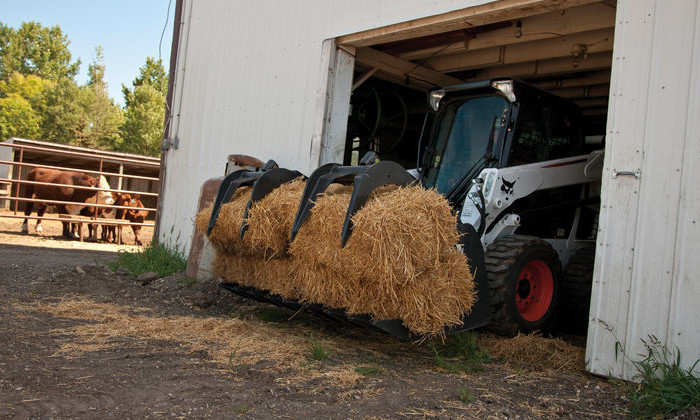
0,213 -> 634,419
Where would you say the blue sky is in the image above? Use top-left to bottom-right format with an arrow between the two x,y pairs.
1,0 -> 175,107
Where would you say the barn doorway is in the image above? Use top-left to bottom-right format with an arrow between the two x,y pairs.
330,0 -> 616,168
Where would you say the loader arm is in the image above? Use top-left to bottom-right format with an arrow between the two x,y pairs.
460,150 -> 603,248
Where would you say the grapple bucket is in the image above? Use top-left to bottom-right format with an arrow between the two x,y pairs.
290,160 -> 416,247
219,222 -> 490,341
208,155 -> 491,340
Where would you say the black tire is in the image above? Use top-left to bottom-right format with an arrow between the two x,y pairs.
485,235 -> 562,336
560,244 -> 596,333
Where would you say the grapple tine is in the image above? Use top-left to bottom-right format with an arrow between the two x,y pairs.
339,161 -> 416,247
207,170 -> 252,235
289,163 -> 341,242
290,161 -> 418,245
239,168 -> 305,240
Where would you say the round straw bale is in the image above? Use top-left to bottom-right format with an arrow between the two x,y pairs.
244,177 -> 306,259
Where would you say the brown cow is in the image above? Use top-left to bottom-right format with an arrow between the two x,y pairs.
106,193 -> 147,245
21,168 -> 99,238
122,193 -> 147,245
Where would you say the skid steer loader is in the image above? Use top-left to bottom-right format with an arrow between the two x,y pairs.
206,78 -> 603,339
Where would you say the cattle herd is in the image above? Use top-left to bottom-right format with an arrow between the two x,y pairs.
20,168 -> 149,245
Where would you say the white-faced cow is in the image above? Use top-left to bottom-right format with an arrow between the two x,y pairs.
79,175 -> 117,241
21,168 -> 98,238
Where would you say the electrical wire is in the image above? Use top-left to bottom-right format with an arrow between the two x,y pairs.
159,0 -> 173,62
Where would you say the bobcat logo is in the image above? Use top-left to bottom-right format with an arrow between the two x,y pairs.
501,178 -> 516,196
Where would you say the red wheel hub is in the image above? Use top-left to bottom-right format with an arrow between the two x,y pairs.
516,259 -> 554,322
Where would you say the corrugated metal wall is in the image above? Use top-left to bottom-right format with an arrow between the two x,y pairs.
158,0 -> 489,250
586,0 -> 700,380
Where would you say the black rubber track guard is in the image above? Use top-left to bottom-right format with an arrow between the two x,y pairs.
289,160 -> 416,247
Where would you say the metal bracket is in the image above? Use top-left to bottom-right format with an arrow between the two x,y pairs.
611,168 -> 641,179
162,137 -> 179,150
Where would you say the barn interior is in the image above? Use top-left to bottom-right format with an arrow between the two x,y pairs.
338,0 -> 616,167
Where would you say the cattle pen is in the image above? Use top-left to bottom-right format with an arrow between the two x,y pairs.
0,138 -> 160,244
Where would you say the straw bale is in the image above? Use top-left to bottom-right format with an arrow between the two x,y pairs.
288,185 -> 360,308
194,186 -> 253,256
195,179 -> 306,259
289,184 -> 475,337
213,253 -> 298,299
244,177 -> 306,259
198,179 -> 476,337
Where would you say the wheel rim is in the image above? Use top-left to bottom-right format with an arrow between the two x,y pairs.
516,259 -> 554,322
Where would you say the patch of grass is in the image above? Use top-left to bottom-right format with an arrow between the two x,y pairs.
430,332 -> 491,374
309,335 -> 331,361
457,387 -> 475,404
628,335 -> 700,419
106,241 -> 187,278
355,365 -> 385,376
232,404 -> 249,414
255,309 -> 290,323
228,338 -> 243,372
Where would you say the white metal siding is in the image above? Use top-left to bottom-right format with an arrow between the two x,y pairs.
587,0 -> 700,380
158,0 -> 491,250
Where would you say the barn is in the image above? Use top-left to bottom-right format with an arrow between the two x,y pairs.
155,0 -> 700,380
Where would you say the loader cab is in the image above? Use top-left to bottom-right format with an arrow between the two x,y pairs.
421,78 -> 584,208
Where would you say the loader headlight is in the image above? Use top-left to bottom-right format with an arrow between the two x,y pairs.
428,88 -> 445,111
491,80 -> 516,102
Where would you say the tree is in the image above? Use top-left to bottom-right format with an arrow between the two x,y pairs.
119,83 -> 164,156
121,57 -> 167,108
80,47 -> 123,150
0,21 -> 80,82
87,46 -> 107,91
37,48 -> 123,149
119,57 -> 168,156
0,72 -> 50,140
39,78 -> 89,144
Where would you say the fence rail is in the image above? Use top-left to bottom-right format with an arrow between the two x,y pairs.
1,177 -> 159,198
0,142 -> 160,167
0,141 -> 160,241
0,159 -> 160,182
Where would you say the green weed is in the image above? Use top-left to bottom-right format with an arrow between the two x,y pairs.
228,338 -> 243,372
232,404 -> 249,414
627,335 -> 700,419
309,335 -> 331,361
107,241 -> 187,278
355,365 -> 385,376
430,332 -> 491,374
457,387 -> 475,404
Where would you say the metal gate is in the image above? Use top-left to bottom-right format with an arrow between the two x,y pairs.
0,139 -> 160,242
